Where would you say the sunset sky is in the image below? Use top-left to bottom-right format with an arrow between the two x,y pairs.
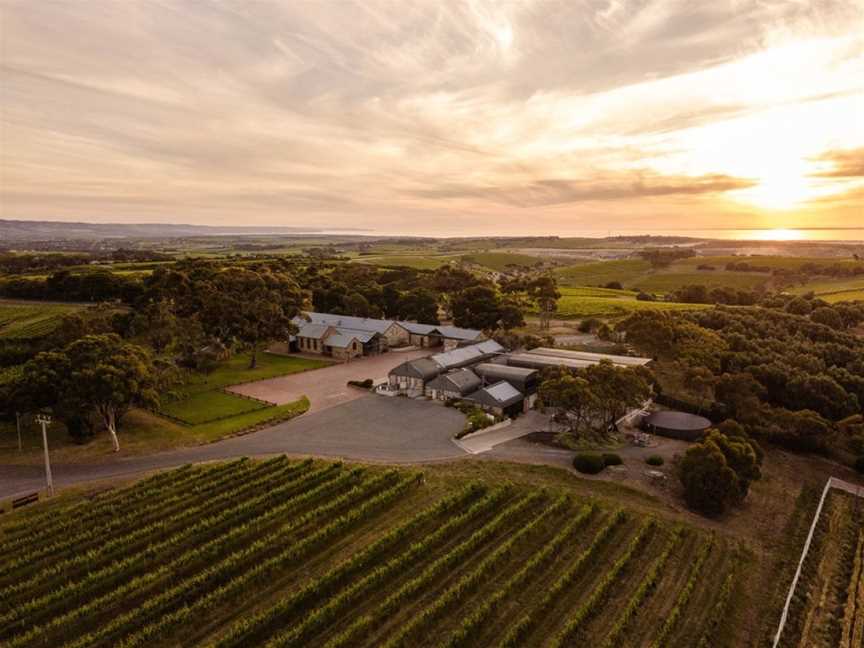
1,0 -> 862,236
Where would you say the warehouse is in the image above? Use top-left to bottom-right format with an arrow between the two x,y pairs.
425,368 -> 482,401
465,381 -> 525,418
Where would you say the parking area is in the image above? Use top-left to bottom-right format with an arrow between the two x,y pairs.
228,349 -> 432,412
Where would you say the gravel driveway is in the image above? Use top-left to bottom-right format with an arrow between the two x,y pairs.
229,349 -> 432,412
0,395 -> 467,499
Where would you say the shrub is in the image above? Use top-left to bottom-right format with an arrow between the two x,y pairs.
578,317 -> 602,333
635,292 -> 656,302
573,453 -> 606,474
646,455 -> 664,466
602,453 -> 623,466
854,455 -> 864,475
347,379 -> 373,389
604,281 -> 623,290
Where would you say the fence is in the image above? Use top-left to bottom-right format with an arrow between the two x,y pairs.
772,476 -> 864,648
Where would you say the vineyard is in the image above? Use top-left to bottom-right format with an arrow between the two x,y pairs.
0,302 -> 82,340
777,489 -> 864,648
0,458 -> 745,647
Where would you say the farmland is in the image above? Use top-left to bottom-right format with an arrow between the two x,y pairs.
776,488 -> 864,648
0,459 -> 745,648
461,251 -> 545,271
553,287 -> 709,318
0,301 -> 83,340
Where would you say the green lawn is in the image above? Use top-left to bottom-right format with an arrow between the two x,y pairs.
820,289 -> 864,303
461,252 -> 544,271
552,287 -> 710,319
179,352 -> 331,395
159,391 -> 268,425
790,276 -> 864,297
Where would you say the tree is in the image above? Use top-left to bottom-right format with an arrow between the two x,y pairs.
399,288 -> 439,323
678,429 -> 761,516
451,286 -> 505,331
65,334 -> 159,452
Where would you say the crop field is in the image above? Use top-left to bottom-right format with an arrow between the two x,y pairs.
353,255 -> 459,270
158,391 -> 268,425
776,489 -> 864,648
461,252 -> 544,271
630,271 -> 770,293
0,458 -> 745,647
553,287 -> 710,318
554,259 -> 653,287
0,301 -> 82,340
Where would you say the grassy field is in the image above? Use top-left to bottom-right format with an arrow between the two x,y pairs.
821,289 -> 864,303
776,489 -> 864,648
553,287 -> 711,318
158,391 -> 268,425
0,301 -> 83,339
461,251 -> 544,271
630,271 -> 769,293
0,458 -> 746,648
353,255 -> 459,270
554,259 -> 652,288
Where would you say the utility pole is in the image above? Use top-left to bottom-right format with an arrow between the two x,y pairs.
15,412 -> 22,451
35,413 -> 54,497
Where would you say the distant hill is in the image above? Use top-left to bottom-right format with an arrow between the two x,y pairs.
0,219 -> 368,241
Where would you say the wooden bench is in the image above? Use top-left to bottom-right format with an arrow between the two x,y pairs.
1,492 -> 39,514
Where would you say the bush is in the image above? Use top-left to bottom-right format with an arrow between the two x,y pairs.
573,453 -> 606,474
602,453 -> 623,466
604,281 -> 623,290
646,455 -> 664,466
347,378 -> 374,389
636,292 -> 656,302
855,455 -> 864,475
577,317 -> 602,333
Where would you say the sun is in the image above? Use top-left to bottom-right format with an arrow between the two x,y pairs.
753,228 -> 805,241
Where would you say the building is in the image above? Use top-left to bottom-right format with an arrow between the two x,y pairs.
387,340 -> 504,395
473,363 -> 539,410
464,381 -> 525,417
504,348 -> 651,372
294,322 -> 379,360
388,358 -> 443,396
293,312 -> 486,356
643,410 -> 711,441
526,347 -> 652,368
425,368 -> 482,402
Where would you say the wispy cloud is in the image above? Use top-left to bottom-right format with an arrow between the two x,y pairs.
0,0 -> 862,234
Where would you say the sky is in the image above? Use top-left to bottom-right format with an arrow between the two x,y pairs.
1,0 -> 863,237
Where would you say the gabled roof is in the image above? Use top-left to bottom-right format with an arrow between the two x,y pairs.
334,327 -> 378,343
398,321 -> 438,335
431,339 -> 504,370
324,332 -> 359,349
390,358 -> 442,380
435,325 -> 484,341
296,323 -> 332,340
302,312 -> 395,335
466,381 -> 524,409
426,369 -> 481,395
474,363 -> 538,380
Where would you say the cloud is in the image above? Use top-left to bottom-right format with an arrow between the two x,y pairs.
0,0 -> 862,234
813,148 -> 864,178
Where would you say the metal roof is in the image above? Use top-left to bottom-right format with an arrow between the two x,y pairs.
334,327 -> 377,343
389,358 -> 442,380
398,321 -> 438,335
435,325 -> 484,341
302,312 -> 395,335
427,369 -> 481,394
645,411 -> 711,431
431,340 -> 504,370
527,347 -> 652,367
324,333 -> 358,349
474,363 -> 537,379
296,323 -> 332,340
466,381 -> 524,409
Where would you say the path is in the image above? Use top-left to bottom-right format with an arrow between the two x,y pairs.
0,395 -> 467,499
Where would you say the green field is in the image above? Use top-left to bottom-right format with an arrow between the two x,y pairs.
159,391 -> 268,425
353,255 -> 459,270
461,252 -> 544,271
776,489 -> 863,648
0,458 -> 745,647
0,301 -> 83,339
554,259 -> 652,288
158,352 -> 329,424
631,271 -> 769,293
820,289 -> 864,303
553,287 -> 710,318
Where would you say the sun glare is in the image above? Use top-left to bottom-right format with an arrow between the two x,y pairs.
754,228 -> 805,241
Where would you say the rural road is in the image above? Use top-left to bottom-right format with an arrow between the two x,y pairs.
0,395 -> 472,499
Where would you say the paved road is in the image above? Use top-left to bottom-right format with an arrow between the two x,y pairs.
1,395 -> 468,499
230,349 -> 431,412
